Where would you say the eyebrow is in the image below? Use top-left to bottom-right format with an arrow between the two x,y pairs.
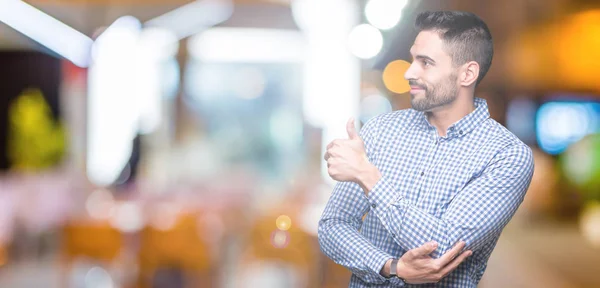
414,54 -> 436,64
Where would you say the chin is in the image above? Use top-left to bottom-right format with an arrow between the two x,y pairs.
411,99 -> 437,112
410,102 -> 425,112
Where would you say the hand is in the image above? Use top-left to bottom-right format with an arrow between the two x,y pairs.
396,241 -> 472,284
324,118 -> 371,184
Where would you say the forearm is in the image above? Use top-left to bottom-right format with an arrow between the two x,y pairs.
365,175 -> 476,258
318,217 -> 393,284
375,199 -> 468,258
366,169 -> 530,258
366,183 -> 451,257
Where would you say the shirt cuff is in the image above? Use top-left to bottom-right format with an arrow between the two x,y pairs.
389,276 -> 406,287
364,249 -> 394,283
367,175 -> 403,221
364,250 -> 406,287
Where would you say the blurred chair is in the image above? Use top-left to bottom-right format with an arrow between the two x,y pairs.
315,213 -> 363,287
319,256 -> 352,288
137,213 -> 214,288
61,220 -> 124,287
237,213 -> 320,288
0,243 -> 7,268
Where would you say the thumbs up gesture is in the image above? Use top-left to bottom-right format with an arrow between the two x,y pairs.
324,118 -> 372,184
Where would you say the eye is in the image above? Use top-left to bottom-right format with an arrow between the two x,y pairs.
422,60 -> 431,67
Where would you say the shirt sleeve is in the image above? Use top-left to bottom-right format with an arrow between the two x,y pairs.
318,115 -> 404,286
366,143 -> 535,258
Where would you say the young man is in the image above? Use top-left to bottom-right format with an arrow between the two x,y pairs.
319,11 -> 534,287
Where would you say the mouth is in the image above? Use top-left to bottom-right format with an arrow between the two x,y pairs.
410,86 -> 424,93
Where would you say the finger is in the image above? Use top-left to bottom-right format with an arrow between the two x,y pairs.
411,241 -> 438,257
439,250 -> 472,277
329,139 -> 346,150
437,241 -> 466,266
325,147 -> 338,160
327,140 -> 336,150
346,118 -> 359,140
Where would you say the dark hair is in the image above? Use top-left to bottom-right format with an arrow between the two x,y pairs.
415,11 -> 493,86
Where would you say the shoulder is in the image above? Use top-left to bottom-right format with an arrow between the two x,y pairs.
481,119 -> 534,172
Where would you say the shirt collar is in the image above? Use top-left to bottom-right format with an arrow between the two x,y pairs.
416,97 -> 490,138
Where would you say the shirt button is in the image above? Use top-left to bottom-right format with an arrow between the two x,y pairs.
371,204 -> 376,208
420,171 -> 425,176
459,130 -> 464,135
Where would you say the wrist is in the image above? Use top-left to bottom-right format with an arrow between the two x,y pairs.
379,258 -> 393,278
396,258 -> 408,280
358,162 -> 381,195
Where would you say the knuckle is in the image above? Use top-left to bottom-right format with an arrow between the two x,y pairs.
460,253 -> 469,261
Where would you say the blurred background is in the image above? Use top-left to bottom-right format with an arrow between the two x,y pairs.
0,0 -> 599,287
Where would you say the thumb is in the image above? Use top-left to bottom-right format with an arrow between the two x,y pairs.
414,241 -> 438,256
346,117 -> 359,140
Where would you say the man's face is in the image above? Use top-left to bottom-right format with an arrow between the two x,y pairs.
404,30 -> 459,112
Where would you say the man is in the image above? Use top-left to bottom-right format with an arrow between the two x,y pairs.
319,11 -> 534,287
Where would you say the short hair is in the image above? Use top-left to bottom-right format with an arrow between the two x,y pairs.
415,11 -> 493,86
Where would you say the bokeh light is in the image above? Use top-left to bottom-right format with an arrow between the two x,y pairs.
276,215 -> 292,231
561,134 -> 600,198
365,0 -> 408,30
85,189 -> 115,220
536,102 -> 600,155
347,24 -> 383,59
109,202 -> 144,233
150,203 -> 180,231
382,60 -> 411,94
359,93 -> 392,124
556,10 -> 600,91
291,0 -> 357,33
580,201 -> 600,248
84,266 -> 114,288
271,230 -> 290,249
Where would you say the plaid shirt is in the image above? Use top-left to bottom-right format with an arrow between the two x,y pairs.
318,98 -> 534,287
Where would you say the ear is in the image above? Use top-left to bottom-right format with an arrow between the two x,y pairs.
459,61 -> 479,87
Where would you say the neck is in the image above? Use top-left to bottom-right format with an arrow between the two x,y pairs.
426,94 -> 475,137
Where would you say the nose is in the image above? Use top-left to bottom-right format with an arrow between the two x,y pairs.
404,61 -> 417,81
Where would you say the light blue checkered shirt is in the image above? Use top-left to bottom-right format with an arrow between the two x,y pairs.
318,98 -> 534,287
